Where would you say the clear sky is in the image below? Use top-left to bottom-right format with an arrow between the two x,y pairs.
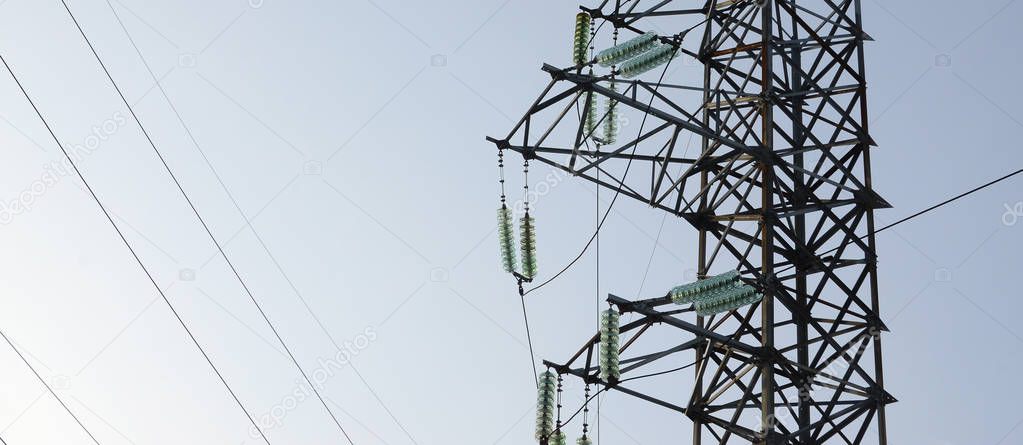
0,0 -> 1021,444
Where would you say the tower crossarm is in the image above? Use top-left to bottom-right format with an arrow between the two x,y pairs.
491,1 -> 893,442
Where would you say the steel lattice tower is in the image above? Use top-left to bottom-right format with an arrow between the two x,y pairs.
487,0 -> 894,443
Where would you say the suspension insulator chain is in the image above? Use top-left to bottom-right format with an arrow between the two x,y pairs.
535,370 -> 558,441
599,308 -> 621,382
520,159 -> 538,280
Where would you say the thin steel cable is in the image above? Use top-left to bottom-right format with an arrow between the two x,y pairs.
518,40 -> 681,438
618,360 -> 697,383
542,386 -> 609,441
595,143 -> 602,445
511,3 -> 645,389
88,4 -> 415,443
0,328 -> 100,444
59,1 -> 355,442
555,41 -> 680,442
522,43 -> 679,298
525,14 -> 730,298
516,18 -> 693,441
874,168 -> 1023,235
776,167 -> 1023,274
543,359 -> 697,442
95,3 -> 412,442
594,34 -> 605,444
636,132 -> 695,297
519,289 -> 540,388
545,358 -> 697,441
0,47 -> 270,445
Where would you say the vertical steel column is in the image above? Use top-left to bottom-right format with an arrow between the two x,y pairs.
787,1 -> 812,443
757,2 -> 776,443
694,4 -> 716,444
853,0 -> 888,443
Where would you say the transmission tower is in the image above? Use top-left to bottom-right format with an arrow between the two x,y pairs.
487,1 -> 895,443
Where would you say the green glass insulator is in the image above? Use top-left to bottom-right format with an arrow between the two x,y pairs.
596,31 -> 659,67
535,371 -> 558,440
520,213 -> 538,279
551,431 -> 567,445
573,13 -> 591,65
498,206 -> 518,273
584,90 -> 599,140
599,309 -> 621,381
603,81 -> 618,144
695,285 -> 761,316
619,44 -> 677,79
670,270 -> 741,305
695,286 -> 747,312
577,437 -> 592,445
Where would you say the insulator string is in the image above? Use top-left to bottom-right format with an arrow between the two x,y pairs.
498,148 -> 508,204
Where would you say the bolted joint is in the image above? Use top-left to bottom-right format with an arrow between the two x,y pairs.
787,246 -> 817,274
759,431 -> 788,445
543,63 -> 570,81
486,136 -> 510,151
523,147 -> 538,161
684,408 -> 710,424
759,209 -> 781,227
853,188 -> 892,210
797,375 -> 815,401
580,6 -> 603,19
683,211 -> 719,232
865,313 -> 889,334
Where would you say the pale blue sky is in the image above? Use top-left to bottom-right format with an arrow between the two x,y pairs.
0,0 -> 1021,444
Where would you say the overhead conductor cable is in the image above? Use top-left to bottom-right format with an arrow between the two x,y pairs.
59,0 -> 354,442
0,39 -> 269,445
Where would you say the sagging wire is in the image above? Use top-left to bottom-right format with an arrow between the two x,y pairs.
0,28 -> 267,445
776,167 -> 1023,275
541,358 -> 698,442
514,11 -> 708,442
551,374 -> 567,445
521,36 -> 682,299
577,384 -> 593,445
60,1 -> 355,441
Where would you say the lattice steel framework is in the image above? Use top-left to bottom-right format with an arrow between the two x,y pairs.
487,0 -> 895,443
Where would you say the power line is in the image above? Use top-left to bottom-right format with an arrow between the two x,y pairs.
543,386 -> 609,441
532,124 -> 1023,280
532,49 -> 679,445
519,181 -> 621,298
513,44 -> 678,410
0,48 -> 270,445
619,361 -> 696,383
797,167 -> 1023,268
543,358 -> 697,444
0,328 -> 100,444
513,51 -> 677,402
595,157 -> 602,445
875,168 -> 1023,235
544,358 -> 697,442
519,291 -> 540,388
90,3 -> 416,443
521,45 -> 678,299
58,1 -> 355,442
